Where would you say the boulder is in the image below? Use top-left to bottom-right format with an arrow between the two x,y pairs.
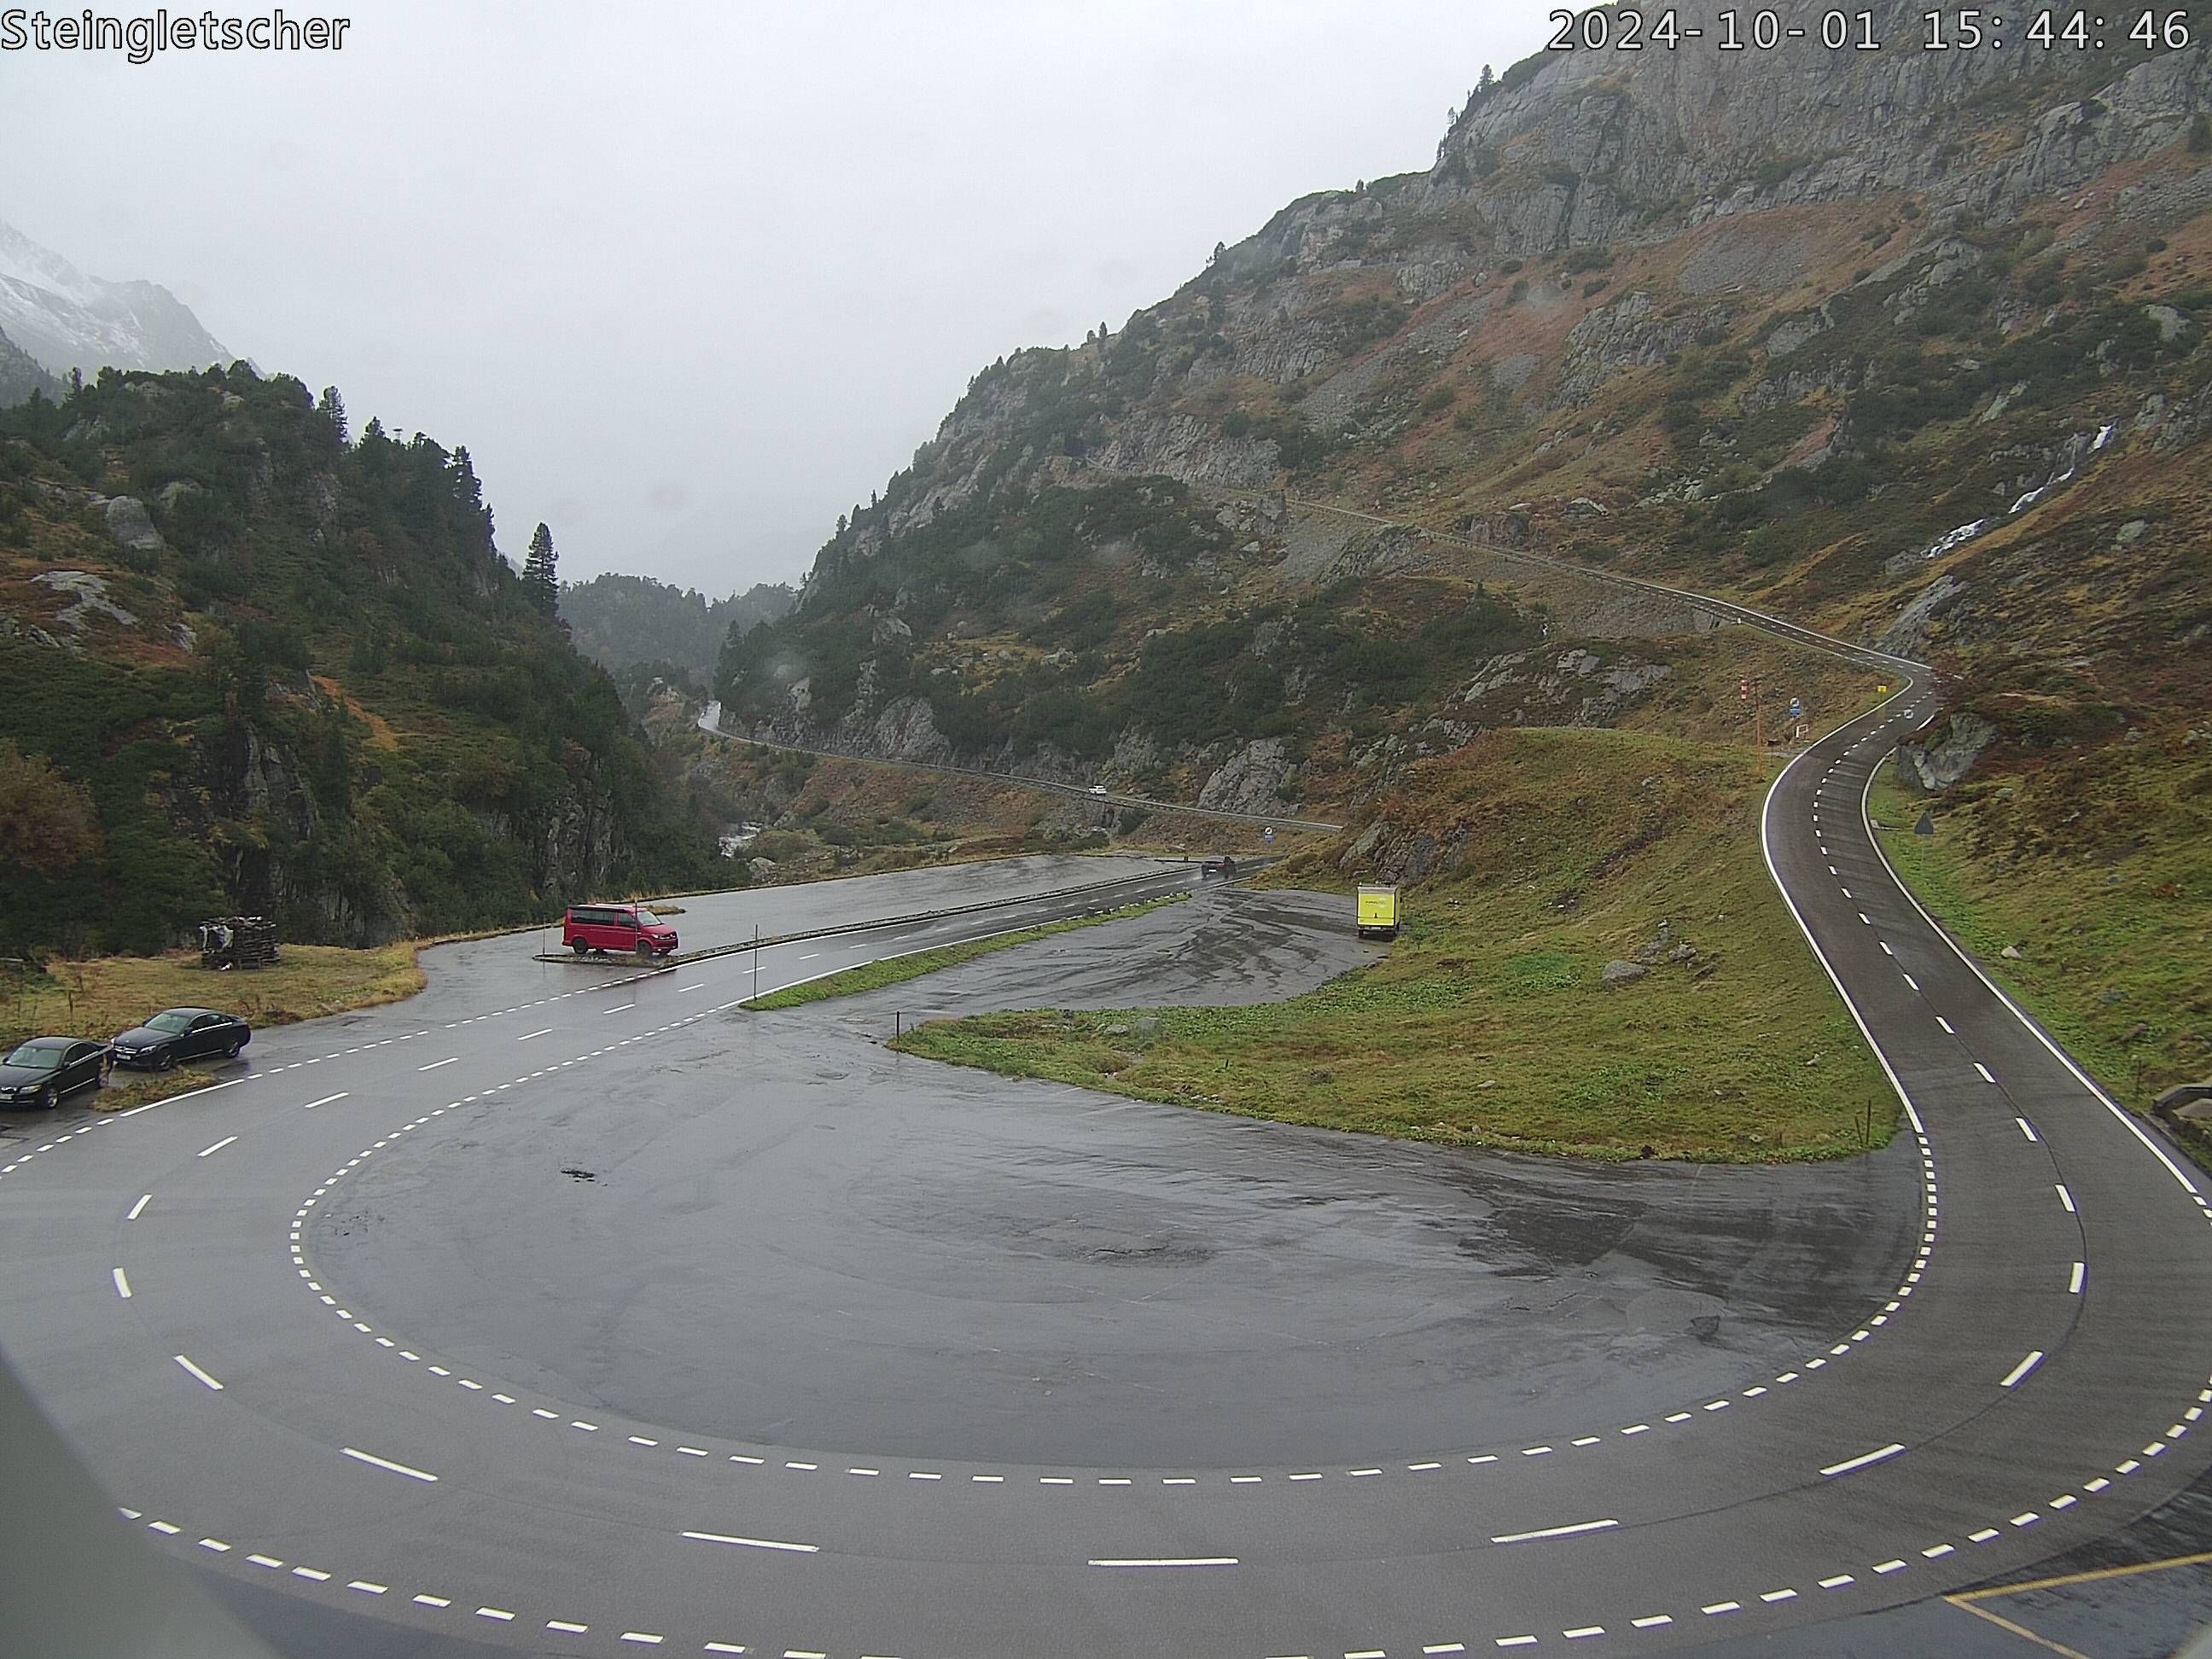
2144,304 -> 2191,344
1601,959 -> 1648,988
102,495 -> 165,555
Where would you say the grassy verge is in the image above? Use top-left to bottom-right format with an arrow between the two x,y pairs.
1869,745 -> 2211,1155
896,728 -> 1895,1162
742,894 -> 1188,1011
2,941 -> 428,1114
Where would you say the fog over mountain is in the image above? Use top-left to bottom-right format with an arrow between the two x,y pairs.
0,218 -> 231,379
0,1 -> 1557,592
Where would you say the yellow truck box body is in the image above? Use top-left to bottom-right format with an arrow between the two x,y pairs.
1357,885 -> 1400,939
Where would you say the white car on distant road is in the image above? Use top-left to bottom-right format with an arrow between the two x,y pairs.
1087,784 -> 1109,796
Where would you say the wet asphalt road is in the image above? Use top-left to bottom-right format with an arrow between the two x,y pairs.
313,888 -> 1913,1469
3,696 -> 2212,1659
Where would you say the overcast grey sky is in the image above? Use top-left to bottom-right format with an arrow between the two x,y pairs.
3,1 -> 1557,593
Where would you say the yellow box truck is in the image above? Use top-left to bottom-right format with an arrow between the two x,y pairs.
1357,885 -> 1400,940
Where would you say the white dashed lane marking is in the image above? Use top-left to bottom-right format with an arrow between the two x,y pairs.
681,1531 -> 819,1555
301,1092 -> 349,1110
195,1136 -> 237,1158
343,1447 -> 439,1483
126,1193 -> 152,1220
517,1027 -> 553,1042
112,1267 -> 132,1299
1491,1518 -> 1617,1545
416,1057 -> 458,1073
2000,1351 -> 2046,1389
1819,1442 -> 1904,1478
172,1354 -> 224,1391
1087,1557 -> 1238,1569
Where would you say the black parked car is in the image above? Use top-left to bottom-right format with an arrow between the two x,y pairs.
0,1039 -> 110,1109
109,1008 -> 252,1070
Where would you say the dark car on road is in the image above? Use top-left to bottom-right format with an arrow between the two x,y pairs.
562,904 -> 679,960
109,1007 -> 252,1070
0,1038 -> 109,1109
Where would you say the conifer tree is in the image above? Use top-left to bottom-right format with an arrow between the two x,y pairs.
523,521 -> 559,614
317,385 -> 347,443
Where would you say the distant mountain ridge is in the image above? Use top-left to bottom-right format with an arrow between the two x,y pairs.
0,217 -> 231,378
562,572 -> 795,687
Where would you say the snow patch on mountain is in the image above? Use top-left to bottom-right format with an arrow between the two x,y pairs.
0,218 -> 230,378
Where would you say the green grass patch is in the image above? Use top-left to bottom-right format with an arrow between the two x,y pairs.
1870,745 -> 2211,1153
896,728 -> 1895,1162
742,894 -> 1188,1011
2,940 -> 429,1114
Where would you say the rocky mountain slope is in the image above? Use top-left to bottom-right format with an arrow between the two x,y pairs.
719,4 -> 2208,827
0,218 -> 232,380
0,366 -> 718,956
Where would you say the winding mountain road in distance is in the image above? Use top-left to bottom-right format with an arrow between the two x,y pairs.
2,676 -> 2209,1656
696,701 -> 1347,832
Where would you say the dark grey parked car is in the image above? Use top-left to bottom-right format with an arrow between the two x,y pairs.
109,1007 -> 251,1070
0,1039 -> 109,1109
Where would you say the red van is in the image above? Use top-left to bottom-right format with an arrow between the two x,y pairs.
562,904 -> 679,960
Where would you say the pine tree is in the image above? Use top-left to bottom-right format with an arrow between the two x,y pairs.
523,521 -> 559,614
317,385 -> 347,443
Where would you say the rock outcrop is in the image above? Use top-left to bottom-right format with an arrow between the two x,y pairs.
1897,713 -> 1999,793
1197,737 -> 1294,814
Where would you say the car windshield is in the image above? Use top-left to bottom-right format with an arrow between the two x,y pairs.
3,1043 -> 63,1070
145,1012 -> 195,1033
